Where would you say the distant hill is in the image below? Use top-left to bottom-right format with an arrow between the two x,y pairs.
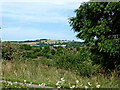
10,39 -> 84,48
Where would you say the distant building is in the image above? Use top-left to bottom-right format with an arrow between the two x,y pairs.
53,45 -> 66,48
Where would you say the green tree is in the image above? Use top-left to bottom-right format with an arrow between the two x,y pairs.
76,47 -> 80,51
69,2 -> 120,69
42,46 -> 50,53
51,49 -> 56,55
2,42 -> 23,60
20,44 -> 32,50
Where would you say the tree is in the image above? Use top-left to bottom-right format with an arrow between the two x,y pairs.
2,42 -> 23,60
42,46 -> 50,53
51,49 -> 55,55
20,44 -> 32,50
69,2 -> 120,69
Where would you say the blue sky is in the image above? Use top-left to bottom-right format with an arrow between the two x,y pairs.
1,0 -> 87,42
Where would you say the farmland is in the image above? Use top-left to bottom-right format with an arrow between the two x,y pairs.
11,39 -> 84,48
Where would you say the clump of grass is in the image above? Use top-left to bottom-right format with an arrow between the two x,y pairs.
2,60 -> 120,88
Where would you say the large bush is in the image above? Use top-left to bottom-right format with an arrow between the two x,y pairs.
20,44 -> 32,50
2,42 -> 23,60
54,48 -> 98,76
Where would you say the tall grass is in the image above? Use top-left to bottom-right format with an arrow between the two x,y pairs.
2,60 -> 120,88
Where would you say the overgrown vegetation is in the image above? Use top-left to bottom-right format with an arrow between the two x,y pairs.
2,60 -> 120,88
2,41 -> 120,88
1,2 -> 120,89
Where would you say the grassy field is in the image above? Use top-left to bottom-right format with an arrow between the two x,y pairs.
2,59 -> 120,88
16,39 -> 73,46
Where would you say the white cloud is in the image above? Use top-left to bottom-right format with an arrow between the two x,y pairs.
2,2 -> 81,24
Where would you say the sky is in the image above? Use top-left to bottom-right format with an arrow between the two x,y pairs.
1,0 -> 88,42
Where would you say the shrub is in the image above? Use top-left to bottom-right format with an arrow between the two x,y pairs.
2,42 -> 23,60
54,48 -> 98,76
42,46 -> 50,53
51,49 -> 56,55
20,44 -> 32,50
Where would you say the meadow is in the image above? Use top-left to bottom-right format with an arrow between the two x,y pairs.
2,59 -> 120,88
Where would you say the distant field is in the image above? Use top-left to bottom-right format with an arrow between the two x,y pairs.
12,39 -> 79,46
10,39 -> 84,48
20,42 -> 39,45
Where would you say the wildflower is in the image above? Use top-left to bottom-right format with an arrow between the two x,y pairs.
29,83 -> 31,86
61,78 -> 65,82
57,86 -> 61,88
39,84 -> 41,87
41,83 -> 45,86
70,85 -> 75,88
56,82 -> 59,86
88,82 -> 92,86
96,85 -> 100,88
10,82 -> 13,85
24,80 -> 26,83
76,80 -> 79,83
85,86 -> 88,89
8,81 -> 11,84
15,82 -> 17,84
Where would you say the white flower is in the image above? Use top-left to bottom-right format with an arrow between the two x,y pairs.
10,82 -> 13,85
29,84 -> 31,86
76,80 -> 79,83
39,84 -> 41,87
57,81 -> 62,85
85,86 -> 88,89
61,78 -> 65,82
56,82 -> 59,86
15,82 -> 17,84
88,82 -> 92,86
70,85 -> 76,88
71,85 -> 75,88
24,80 -> 26,83
8,81 -> 11,84
57,86 -> 61,88
96,85 -> 100,88
41,83 -> 45,86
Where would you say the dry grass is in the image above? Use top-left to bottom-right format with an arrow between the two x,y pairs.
2,60 -> 120,88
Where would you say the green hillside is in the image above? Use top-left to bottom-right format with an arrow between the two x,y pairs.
11,39 -> 84,48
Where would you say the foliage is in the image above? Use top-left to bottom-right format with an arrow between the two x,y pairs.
42,46 -> 50,54
54,48 -> 98,76
69,2 -> 120,69
51,49 -> 56,55
2,42 -> 23,60
2,60 -> 120,88
55,46 -> 65,55
20,44 -> 32,50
